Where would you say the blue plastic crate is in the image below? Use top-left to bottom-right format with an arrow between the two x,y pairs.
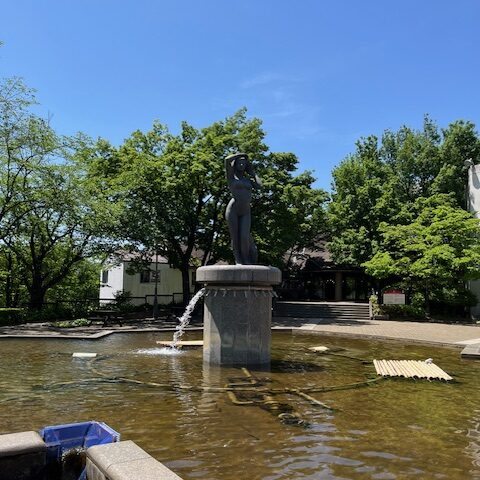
40,420 -> 120,479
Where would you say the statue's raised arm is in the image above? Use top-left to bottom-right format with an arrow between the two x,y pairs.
225,154 -> 236,184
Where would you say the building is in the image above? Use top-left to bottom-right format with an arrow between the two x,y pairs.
101,247 -> 372,307
467,162 -> 480,317
279,246 -> 372,302
100,253 -> 196,306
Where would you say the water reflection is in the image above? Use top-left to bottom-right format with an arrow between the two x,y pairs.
133,347 -> 184,356
0,333 -> 479,479
467,408 -> 480,474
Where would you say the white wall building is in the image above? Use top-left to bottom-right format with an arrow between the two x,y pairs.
100,254 -> 196,306
467,163 -> 480,317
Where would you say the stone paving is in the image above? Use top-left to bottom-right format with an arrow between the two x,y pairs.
275,316 -> 480,347
0,319 -> 202,340
1,316 -> 480,347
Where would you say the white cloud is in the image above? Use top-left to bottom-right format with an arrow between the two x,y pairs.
240,72 -> 283,89
213,71 -> 334,140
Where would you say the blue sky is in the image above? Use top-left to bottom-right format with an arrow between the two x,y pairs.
1,0 -> 479,191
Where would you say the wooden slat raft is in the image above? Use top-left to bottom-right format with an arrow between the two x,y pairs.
373,359 -> 452,381
156,340 -> 203,349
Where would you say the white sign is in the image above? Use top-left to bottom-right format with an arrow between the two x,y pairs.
383,290 -> 405,305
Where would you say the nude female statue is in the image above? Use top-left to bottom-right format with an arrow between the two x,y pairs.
225,153 -> 261,265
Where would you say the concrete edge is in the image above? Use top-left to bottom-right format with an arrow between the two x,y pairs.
0,431 -> 46,458
87,440 -> 183,480
0,327 -> 204,340
291,327 -> 464,349
0,431 -> 183,480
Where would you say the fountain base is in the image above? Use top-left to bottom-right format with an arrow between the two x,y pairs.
197,265 -> 281,366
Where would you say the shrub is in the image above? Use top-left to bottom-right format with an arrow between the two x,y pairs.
379,304 -> 427,320
0,308 -> 26,325
113,290 -> 136,313
369,295 -> 381,316
52,318 -> 91,328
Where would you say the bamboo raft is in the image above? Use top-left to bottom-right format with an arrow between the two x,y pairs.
156,340 -> 203,349
373,359 -> 452,381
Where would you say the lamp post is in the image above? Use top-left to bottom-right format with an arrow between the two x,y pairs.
153,247 -> 159,319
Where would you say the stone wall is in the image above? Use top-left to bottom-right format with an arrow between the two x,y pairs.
0,431 -> 182,480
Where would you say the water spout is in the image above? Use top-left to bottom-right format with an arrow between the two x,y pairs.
171,288 -> 206,349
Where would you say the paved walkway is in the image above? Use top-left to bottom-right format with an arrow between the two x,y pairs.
273,316 -> 480,347
0,320 -> 202,340
1,317 -> 479,347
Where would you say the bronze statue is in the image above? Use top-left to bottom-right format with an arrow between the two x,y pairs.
225,153 -> 261,264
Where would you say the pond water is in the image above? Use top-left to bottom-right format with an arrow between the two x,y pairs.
0,331 -> 479,479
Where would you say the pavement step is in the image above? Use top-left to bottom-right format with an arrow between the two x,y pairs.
273,302 -> 370,321
461,343 -> 480,358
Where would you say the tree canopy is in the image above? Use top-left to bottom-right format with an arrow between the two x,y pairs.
363,194 -> 480,310
86,109 -> 328,304
328,117 -> 480,310
328,117 -> 480,265
0,77 -> 119,310
3,68 -> 480,316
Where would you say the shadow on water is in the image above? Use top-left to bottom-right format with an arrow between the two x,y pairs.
269,359 -> 327,373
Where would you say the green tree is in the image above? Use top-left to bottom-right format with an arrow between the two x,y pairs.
0,77 -> 42,241
251,155 -> 328,268
0,77 -> 119,310
46,258 -> 101,304
88,109 -> 327,304
3,158 -> 117,309
363,194 -> 480,311
327,135 -> 397,265
328,117 -> 480,267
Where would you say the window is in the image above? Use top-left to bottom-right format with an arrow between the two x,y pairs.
101,270 -> 109,284
140,270 -> 160,283
140,270 -> 151,283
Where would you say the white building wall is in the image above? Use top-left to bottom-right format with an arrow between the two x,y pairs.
100,261 -> 196,306
99,263 -> 125,302
467,164 -> 480,317
123,262 -> 193,305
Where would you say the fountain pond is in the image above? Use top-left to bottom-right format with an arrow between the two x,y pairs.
0,331 -> 479,479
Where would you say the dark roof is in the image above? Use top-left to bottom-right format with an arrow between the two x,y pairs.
287,243 -> 361,272
286,243 -> 332,269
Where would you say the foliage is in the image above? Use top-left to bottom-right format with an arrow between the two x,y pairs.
328,135 -> 396,265
0,77 -> 119,310
0,307 -> 26,325
252,157 -> 327,268
379,304 -> 427,320
52,318 -> 91,328
328,117 -> 480,266
328,117 -> 480,311
369,294 -> 381,316
363,194 -> 480,310
87,109 -> 327,304
45,259 -> 101,304
113,290 -> 135,312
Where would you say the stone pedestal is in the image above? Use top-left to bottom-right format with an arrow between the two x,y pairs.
196,265 -> 281,366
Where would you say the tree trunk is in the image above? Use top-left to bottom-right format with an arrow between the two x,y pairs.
424,286 -> 430,316
5,253 -> 13,308
181,262 -> 191,307
28,274 -> 46,310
